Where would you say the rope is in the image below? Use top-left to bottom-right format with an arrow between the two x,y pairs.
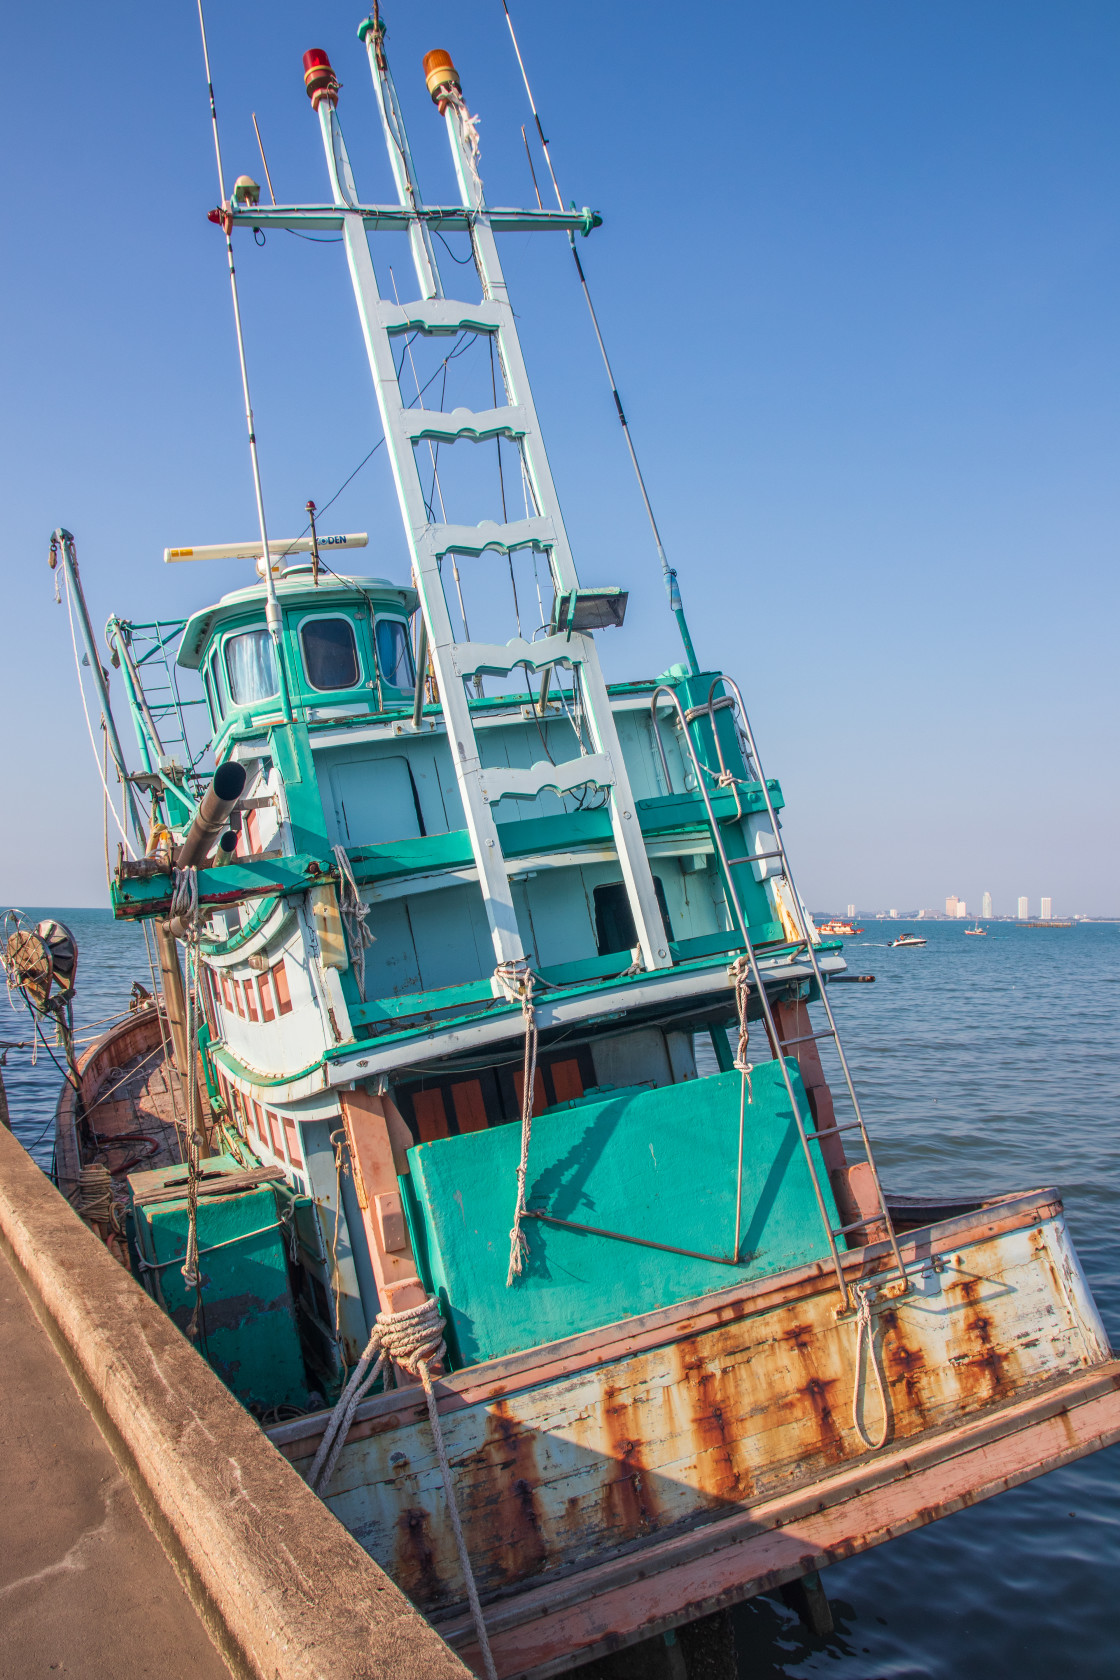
307,1295 -> 498,1680
851,1283 -> 891,1450
730,958 -> 753,1262
332,846 -> 375,1000
72,1163 -> 113,1225
495,961 -> 538,1286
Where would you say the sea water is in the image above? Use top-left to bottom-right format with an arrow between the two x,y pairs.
5,909 -> 1118,1678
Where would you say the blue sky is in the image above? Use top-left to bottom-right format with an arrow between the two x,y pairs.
2,1 -> 1116,915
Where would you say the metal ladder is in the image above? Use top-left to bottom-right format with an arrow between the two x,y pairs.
304,37 -> 671,976
651,679 -> 911,1305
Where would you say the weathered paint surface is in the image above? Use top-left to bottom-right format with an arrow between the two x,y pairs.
275,1198 -> 1109,1618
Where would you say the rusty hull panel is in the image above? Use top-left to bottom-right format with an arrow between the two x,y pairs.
283,1204 -> 1109,1618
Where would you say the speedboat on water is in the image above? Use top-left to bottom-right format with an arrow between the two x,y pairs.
889,933 -> 927,947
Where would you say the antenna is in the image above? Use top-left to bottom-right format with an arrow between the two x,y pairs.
251,112 -> 278,205
498,0 -> 699,674
195,0 -> 292,719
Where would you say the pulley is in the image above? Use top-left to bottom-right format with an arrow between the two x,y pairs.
4,919 -> 79,1017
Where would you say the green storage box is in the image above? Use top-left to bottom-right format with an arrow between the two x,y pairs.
129,1154 -> 310,1412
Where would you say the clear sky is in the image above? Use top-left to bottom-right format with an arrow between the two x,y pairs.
2,1 -> 1116,916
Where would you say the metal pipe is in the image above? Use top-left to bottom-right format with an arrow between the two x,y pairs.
175,761 -> 247,869
50,531 -> 148,847
412,616 -> 429,729
154,922 -> 209,1148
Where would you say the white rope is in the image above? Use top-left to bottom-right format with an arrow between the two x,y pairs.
495,960 -> 538,1285
730,957 -> 753,1262
332,845 -> 375,999
851,1283 -> 891,1450
444,83 -> 482,177
72,1163 -> 113,1225
308,1295 -> 498,1680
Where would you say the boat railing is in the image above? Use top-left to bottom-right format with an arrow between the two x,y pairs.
650,680 -> 910,1305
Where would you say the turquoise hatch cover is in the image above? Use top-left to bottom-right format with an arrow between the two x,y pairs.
403,1062 -> 840,1368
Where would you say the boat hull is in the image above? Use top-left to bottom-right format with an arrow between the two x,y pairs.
270,1187 -> 1117,1675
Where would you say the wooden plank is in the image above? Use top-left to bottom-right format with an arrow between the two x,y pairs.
439,1365 -> 1120,1678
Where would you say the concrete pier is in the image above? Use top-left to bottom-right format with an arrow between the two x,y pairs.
0,1237 -> 229,1677
0,1123 -> 470,1680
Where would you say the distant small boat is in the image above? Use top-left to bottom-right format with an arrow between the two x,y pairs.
889,933 -> 926,947
964,923 -> 987,937
818,919 -> 864,936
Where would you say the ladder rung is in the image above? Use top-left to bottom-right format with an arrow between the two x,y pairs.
403,404 -> 528,446
805,1121 -> 865,1142
725,848 -> 784,867
831,1213 -> 888,1236
779,1028 -> 836,1048
476,752 -> 614,806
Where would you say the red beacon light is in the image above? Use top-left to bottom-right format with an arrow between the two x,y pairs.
303,48 -> 339,110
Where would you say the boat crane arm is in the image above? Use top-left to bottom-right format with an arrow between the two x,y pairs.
217,203 -> 602,238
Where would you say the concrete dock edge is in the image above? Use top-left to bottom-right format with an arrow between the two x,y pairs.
0,1124 -> 471,1680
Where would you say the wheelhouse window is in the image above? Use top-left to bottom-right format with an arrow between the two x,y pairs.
224,629 -> 279,705
375,617 -> 416,691
300,616 -> 360,691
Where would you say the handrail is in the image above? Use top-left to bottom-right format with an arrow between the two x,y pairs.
650,685 -> 853,1303
676,676 -> 911,1296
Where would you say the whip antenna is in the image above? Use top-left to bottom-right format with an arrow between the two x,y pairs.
195,0 -> 292,717
499,0 -> 699,673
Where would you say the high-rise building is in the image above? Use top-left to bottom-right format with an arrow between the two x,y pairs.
1040,897 -> 1052,920
889,908 -> 899,919
956,900 -> 967,918
945,895 -> 959,918
981,891 -> 993,918
846,905 -> 855,919
1018,896 -> 1029,919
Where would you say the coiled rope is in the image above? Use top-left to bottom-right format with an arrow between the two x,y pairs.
851,1283 -> 891,1450
495,960 -> 538,1286
308,1295 -> 497,1680
73,1162 -> 113,1225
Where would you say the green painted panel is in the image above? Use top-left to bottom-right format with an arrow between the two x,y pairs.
405,1062 -> 839,1368
129,1156 -> 310,1411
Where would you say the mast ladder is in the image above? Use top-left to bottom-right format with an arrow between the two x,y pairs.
652,679 -> 911,1305
301,37 -> 671,975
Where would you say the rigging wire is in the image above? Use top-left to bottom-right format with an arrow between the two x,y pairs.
498,0 -> 699,674
60,567 -> 136,858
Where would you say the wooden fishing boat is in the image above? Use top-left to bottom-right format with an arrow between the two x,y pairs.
41,9 -> 1120,1676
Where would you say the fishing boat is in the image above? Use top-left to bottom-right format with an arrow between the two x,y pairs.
30,10 -> 1120,1676
817,919 -> 863,936
888,933 -> 926,947
964,923 -> 988,937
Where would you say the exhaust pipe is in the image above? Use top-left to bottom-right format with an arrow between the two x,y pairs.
175,761 -> 247,869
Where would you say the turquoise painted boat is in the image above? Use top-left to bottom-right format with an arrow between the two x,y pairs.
42,11 -> 1120,1677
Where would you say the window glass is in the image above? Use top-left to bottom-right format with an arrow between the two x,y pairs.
375,618 -> 416,690
301,617 -> 359,691
224,630 -> 279,705
207,651 -> 224,718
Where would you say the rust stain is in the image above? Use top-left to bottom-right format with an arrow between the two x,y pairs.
673,1339 -> 751,1504
600,1380 -> 658,1539
880,1308 -> 930,1428
395,1505 -> 441,1602
471,1399 -> 547,1586
946,1274 -> 1015,1405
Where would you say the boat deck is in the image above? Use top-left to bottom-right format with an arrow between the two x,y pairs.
56,1005 -> 185,1203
